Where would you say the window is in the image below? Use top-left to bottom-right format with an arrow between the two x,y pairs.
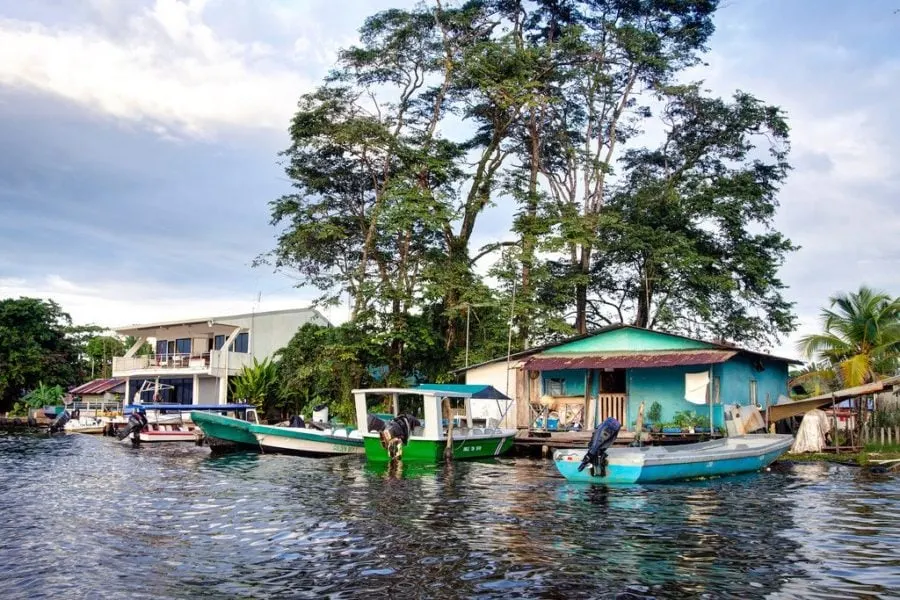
749,380 -> 758,406
712,377 -> 721,404
232,332 -> 249,353
156,339 -> 167,357
175,338 -> 191,355
546,378 -> 566,396
214,335 -> 225,350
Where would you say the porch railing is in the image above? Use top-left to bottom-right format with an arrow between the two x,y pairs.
596,393 -> 627,428
113,353 -> 211,372
529,392 -> 628,431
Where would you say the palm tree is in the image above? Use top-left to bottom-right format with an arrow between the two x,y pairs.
797,286 -> 900,387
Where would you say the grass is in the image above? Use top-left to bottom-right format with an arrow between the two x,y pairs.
784,444 -> 900,467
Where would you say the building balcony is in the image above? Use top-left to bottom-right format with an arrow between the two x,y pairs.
113,351 -> 253,378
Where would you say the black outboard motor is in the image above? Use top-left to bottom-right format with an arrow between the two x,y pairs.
380,414 -> 422,460
289,415 -> 304,428
117,411 -> 148,444
578,417 -> 621,477
49,410 -> 70,434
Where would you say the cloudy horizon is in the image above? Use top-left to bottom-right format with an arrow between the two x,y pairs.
1,0 -> 898,359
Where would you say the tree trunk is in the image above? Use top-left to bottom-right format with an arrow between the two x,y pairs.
574,246 -> 591,335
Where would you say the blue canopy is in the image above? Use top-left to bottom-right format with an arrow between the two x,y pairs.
415,384 -> 511,401
124,403 -> 255,413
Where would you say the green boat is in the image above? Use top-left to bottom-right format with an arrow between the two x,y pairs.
353,388 -> 517,463
191,407 -> 260,452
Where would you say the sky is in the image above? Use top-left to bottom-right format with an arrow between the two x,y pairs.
0,0 -> 897,359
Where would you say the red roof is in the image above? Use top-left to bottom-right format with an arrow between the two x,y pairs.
69,378 -> 125,395
523,350 -> 737,371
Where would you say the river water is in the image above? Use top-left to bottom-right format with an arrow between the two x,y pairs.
1,433 -> 899,600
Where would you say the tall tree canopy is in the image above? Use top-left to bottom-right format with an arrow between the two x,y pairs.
266,0 -> 795,383
0,298 -> 83,412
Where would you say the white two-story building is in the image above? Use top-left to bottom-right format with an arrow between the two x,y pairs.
112,307 -> 330,405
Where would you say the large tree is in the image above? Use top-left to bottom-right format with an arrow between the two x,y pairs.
85,335 -> 126,379
583,86 -> 795,347
0,298 -> 83,412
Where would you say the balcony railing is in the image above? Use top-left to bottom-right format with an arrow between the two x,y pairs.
113,353 -> 211,372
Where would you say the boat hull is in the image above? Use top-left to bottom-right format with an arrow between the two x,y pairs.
138,429 -> 199,443
253,425 -> 364,457
191,411 -> 259,450
554,434 -> 793,484
363,433 -> 515,463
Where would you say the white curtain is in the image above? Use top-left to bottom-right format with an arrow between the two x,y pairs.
684,372 -> 710,405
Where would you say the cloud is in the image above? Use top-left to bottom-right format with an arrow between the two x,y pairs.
0,274 -> 350,330
0,0 -> 315,136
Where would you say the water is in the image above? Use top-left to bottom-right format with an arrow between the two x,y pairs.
1,434 -> 899,600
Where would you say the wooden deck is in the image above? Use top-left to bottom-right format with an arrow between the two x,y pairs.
512,428 -> 724,457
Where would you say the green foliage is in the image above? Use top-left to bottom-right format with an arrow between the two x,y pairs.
85,336 -> 126,379
231,358 -> 278,412
275,323 -> 382,423
647,401 -> 663,424
671,410 -> 707,430
262,1 -> 796,388
0,298 -> 83,412
123,336 -> 153,356
798,286 -> 900,387
582,86 -> 795,347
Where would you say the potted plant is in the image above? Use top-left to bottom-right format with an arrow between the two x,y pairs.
647,401 -> 662,433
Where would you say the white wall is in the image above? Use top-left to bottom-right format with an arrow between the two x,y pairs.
198,377 -> 218,404
243,309 -> 330,359
465,361 -> 519,428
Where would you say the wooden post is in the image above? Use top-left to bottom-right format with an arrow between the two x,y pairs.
832,394 -> 839,454
585,369 -> 596,429
443,397 -> 454,461
881,427 -> 885,447
634,401 -> 645,446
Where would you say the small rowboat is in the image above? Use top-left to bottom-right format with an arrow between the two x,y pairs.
554,434 -> 793,484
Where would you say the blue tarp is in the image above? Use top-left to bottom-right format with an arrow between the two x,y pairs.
415,384 -> 511,401
124,403 -> 254,413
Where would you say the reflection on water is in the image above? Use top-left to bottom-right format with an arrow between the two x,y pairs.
1,432 -> 899,599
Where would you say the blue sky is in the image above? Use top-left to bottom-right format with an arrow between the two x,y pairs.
0,0 -> 898,358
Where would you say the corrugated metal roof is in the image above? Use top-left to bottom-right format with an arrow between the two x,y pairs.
524,350 -> 737,371
768,375 -> 900,422
69,378 -> 125,395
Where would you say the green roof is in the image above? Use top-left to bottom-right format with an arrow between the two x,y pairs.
544,327 -> 713,354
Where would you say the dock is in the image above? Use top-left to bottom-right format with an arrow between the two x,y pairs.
512,429 -> 724,457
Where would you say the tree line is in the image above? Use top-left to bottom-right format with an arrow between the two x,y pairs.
262,0 -> 796,388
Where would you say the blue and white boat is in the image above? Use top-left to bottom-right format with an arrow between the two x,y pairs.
554,434 -> 793,484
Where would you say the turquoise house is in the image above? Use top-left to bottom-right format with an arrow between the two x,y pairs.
459,325 -> 799,432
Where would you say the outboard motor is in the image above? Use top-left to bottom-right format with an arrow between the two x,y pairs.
367,413 -> 386,433
380,414 -> 421,461
49,410 -> 71,434
312,404 -> 329,423
578,417 -> 621,477
117,411 -> 148,444
289,415 -> 304,428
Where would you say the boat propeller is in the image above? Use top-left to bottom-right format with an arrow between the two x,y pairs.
49,410 -> 71,434
117,412 -> 148,443
578,417 -> 621,477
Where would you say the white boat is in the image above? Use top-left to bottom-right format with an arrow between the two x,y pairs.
554,434 -> 794,484
64,416 -> 107,434
252,422 -> 365,456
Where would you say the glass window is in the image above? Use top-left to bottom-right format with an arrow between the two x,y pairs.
546,378 -> 566,396
175,338 -> 191,355
232,332 -> 249,353
749,380 -> 758,406
214,335 -> 225,350
156,340 -> 167,357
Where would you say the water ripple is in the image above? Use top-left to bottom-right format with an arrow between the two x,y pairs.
2,433 -> 899,599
